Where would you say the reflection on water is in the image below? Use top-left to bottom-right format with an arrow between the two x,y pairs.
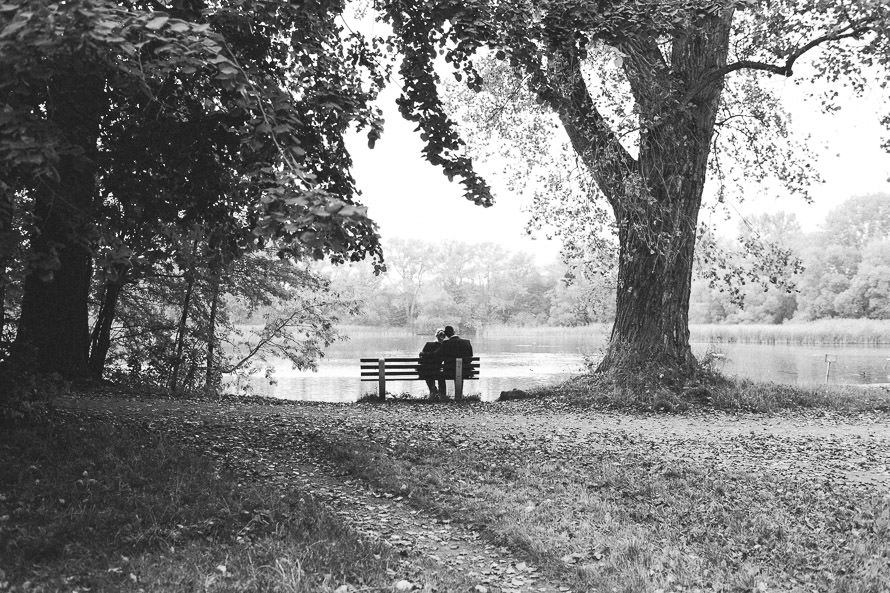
230,327 -> 890,403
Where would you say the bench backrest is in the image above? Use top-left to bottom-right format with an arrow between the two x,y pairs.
360,357 -> 480,379
360,357 -> 481,400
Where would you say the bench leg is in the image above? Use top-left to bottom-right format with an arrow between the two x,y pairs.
454,358 -> 463,401
378,358 -> 386,401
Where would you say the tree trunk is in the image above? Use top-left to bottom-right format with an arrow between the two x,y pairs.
546,17 -> 731,382
13,64 -> 103,378
597,181 -> 702,377
598,22 -> 730,380
168,271 -> 195,392
88,272 -> 126,377
205,268 -> 221,391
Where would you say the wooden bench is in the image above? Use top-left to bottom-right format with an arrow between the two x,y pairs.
360,357 -> 480,400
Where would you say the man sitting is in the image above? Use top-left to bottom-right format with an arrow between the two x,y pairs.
436,325 -> 473,400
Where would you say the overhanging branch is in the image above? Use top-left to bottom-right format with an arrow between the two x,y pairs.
681,18 -> 875,106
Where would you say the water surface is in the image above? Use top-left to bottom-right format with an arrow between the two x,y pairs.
230,327 -> 890,402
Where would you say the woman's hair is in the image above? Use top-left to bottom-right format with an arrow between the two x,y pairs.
435,328 -> 446,339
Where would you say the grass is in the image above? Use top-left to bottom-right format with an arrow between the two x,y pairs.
531,372 -> 890,412
305,417 -> 890,593
0,412 -> 472,593
691,320 -> 890,345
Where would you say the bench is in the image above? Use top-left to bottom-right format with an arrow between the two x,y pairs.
360,357 -> 480,401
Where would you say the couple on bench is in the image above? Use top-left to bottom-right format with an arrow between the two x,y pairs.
418,325 -> 474,400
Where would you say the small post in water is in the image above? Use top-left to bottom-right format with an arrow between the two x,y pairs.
378,358 -> 386,401
824,354 -> 837,384
454,358 -> 464,401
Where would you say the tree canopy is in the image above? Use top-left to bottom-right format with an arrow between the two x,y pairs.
0,0 -> 390,383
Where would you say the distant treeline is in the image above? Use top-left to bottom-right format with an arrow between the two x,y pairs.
319,239 -> 615,331
317,193 -> 889,330
691,192 -> 890,324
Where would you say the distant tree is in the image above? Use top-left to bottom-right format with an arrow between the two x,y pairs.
835,238 -> 890,319
688,278 -> 730,324
796,194 -> 890,320
548,266 -> 616,326
822,193 -> 890,251
794,243 -> 860,320
385,238 -> 434,326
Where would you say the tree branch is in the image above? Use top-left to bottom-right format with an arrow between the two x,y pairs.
617,35 -> 671,105
543,48 -> 636,214
681,19 -> 875,106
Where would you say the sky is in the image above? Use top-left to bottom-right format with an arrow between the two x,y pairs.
345,67 -> 890,261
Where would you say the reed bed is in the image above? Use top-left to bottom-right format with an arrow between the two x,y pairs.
691,319 -> 890,345
341,320 -> 890,345
476,324 -> 611,338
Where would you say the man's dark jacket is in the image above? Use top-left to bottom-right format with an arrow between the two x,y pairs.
435,336 -> 474,378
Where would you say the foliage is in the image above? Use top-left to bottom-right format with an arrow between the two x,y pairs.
0,0 -> 386,268
0,0 -> 396,383
690,194 -> 890,324
104,251 -> 352,393
0,411 -> 456,592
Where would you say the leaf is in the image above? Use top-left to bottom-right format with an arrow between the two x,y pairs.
144,16 -> 168,30
168,21 -> 190,33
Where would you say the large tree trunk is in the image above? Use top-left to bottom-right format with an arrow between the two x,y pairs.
597,159 -> 704,377
13,64 -> 103,378
547,16 -> 731,382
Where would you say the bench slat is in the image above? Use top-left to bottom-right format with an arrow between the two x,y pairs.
361,369 -> 478,377
360,357 -> 479,363
361,376 -> 480,382
360,364 -> 480,371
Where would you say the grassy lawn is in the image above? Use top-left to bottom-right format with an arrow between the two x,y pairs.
304,408 -> 890,593
535,374 -> 890,412
2,381 -> 889,593
0,412 -> 472,593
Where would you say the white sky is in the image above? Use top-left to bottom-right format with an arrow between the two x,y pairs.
346,73 -> 890,260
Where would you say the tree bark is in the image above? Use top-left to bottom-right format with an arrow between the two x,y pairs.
13,63 -> 103,378
88,272 -> 126,377
168,271 -> 195,392
205,266 -> 221,391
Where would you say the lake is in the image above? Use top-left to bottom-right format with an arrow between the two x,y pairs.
230,326 -> 890,402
